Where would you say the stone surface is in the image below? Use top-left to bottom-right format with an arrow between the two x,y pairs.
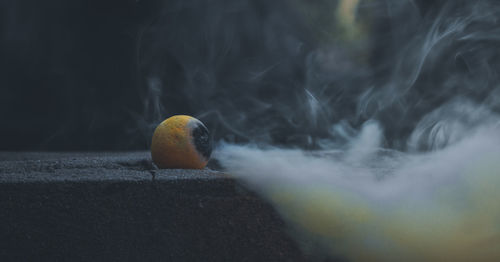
0,152 -> 307,261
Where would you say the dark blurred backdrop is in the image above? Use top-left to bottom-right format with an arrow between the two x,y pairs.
1,0 -> 318,150
4,0 -> 490,151
1,0 -> 162,150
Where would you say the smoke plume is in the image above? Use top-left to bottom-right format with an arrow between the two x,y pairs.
206,0 -> 500,260
137,0 -> 500,260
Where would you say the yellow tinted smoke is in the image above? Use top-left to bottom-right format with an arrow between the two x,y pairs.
267,157 -> 500,261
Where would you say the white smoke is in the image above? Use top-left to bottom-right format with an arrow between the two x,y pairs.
212,1 -> 500,260
216,103 -> 500,260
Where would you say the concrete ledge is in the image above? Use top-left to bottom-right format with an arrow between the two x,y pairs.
0,152 -> 306,261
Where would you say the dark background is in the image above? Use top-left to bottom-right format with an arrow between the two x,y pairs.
1,0 -> 162,150
2,0 -> 495,151
0,0 -> 311,150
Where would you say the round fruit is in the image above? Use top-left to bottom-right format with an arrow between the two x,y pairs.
151,115 -> 211,169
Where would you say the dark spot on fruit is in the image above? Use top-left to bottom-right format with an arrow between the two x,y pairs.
191,122 -> 212,161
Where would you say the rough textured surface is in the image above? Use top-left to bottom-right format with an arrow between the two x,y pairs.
0,152 -> 307,261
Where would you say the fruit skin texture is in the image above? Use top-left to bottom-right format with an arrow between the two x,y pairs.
151,115 -> 211,169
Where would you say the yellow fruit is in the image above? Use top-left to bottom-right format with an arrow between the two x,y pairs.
151,115 -> 212,169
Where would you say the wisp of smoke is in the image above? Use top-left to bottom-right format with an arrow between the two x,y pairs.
216,106 -> 500,261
